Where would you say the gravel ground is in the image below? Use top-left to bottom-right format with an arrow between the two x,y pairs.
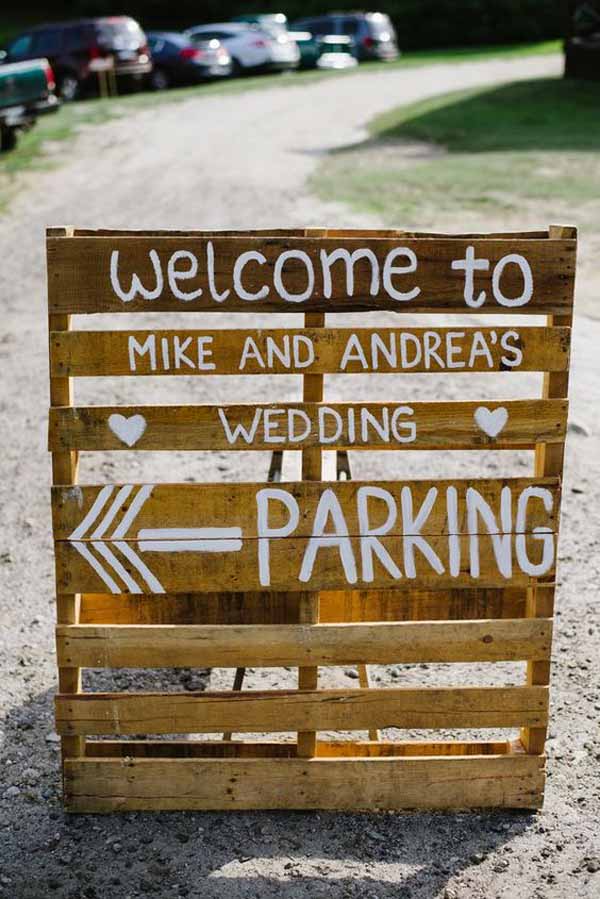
1,54 -> 599,898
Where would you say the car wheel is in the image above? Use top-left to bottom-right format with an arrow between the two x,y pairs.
59,73 -> 80,102
150,68 -> 170,91
0,127 -> 18,153
231,58 -> 244,77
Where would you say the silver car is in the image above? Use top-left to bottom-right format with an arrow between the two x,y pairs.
185,22 -> 299,75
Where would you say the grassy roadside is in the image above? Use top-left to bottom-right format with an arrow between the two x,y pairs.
0,39 -> 560,211
312,76 -> 600,221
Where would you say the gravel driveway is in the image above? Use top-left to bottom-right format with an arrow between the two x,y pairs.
1,53 -> 599,899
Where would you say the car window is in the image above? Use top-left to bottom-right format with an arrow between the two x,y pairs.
63,27 -> 87,52
7,33 -> 33,58
148,37 -> 165,53
340,19 -> 360,36
95,19 -> 145,51
307,19 -> 334,37
192,30 -> 219,41
32,29 -> 64,56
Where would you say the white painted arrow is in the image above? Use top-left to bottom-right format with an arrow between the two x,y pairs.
68,485 -> 243,595
137,528 -> 243,553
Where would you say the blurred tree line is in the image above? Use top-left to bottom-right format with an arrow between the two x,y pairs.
20,0 -> 564,48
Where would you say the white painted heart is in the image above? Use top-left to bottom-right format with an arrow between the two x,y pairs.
474,406 -> 508,439
108,413 -> 147,447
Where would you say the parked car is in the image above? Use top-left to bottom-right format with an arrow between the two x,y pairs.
147,32 -> 231,88
316,35 -> 358,70
291,12 -> 399,62
185,22 -> 299,74
0,57 -> 59,151
3,17 -> 152,100
288,31 -> 322,69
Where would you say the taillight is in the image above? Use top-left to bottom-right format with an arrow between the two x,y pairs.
363,35 -> 375,48
180,47 -> 202,61
88,44 -> 100,60
44,62 -> 56,91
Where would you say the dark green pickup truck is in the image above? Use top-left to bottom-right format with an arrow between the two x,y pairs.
0,57 -> 59,151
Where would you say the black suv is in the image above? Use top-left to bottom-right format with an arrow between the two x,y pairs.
4,17 -> 152,100
291,12 -> 399,62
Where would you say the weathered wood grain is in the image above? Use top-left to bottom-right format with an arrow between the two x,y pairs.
55,685 -> 548,735
84,738 -> 517,758
48,400 -> 568,452
47,236 -> 576,315
63,754 -> 545,811
49,326 -> 570,377
52,477 -> 560,540
54,531 -> 557,594
56,618 -> 552,668
77,586 -> 534,625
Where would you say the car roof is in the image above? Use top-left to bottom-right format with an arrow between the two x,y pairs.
147,31 -> 189,43
22,17 -> 139,33
187,22 -> 251,32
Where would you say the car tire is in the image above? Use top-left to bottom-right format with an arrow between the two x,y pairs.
150,68 -> 170,91
231,58 -> 244,77
58,73 -> 81,102
0,127 -> 18,153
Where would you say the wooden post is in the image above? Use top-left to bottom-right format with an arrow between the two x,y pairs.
297,311 -> 324,758
521,224 -> 576,755
48,227 -> 84,767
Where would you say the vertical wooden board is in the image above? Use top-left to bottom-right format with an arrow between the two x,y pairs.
522,223 -> 576,756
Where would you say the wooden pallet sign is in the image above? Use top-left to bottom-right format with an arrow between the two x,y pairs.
47,225 -> 576,812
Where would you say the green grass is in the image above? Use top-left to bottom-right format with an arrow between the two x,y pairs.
0,38 -> 561,211
313,76 -> 600,222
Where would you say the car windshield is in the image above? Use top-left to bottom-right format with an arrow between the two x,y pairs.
96,19 -> 145,50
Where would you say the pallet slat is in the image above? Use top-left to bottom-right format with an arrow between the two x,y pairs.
56,619 -> 552,668
49,399 -> 567,452
55,531 -> 558,594
84,739 -> 517,758
51,477 -> 560,539
77,586 -> 537,624
49,326 -> 570,377
55,686 -> 548,735
47,235 -> 575,315
63,754 -> 545,811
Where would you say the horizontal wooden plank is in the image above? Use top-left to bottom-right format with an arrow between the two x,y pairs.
78,586 -> 535,625
49,326 -> 571,377
56,619 -> 552,668
55,686 -> 548,735
55,530 -> 557,594
47,235 -> 575,315
63,754 -> 545,811
61,227 -> 552,239
84,738 -> 518,758
48,399 -> 567,452
52,477 -> 560,540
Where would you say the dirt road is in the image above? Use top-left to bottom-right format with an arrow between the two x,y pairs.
1,53 -> 599,898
